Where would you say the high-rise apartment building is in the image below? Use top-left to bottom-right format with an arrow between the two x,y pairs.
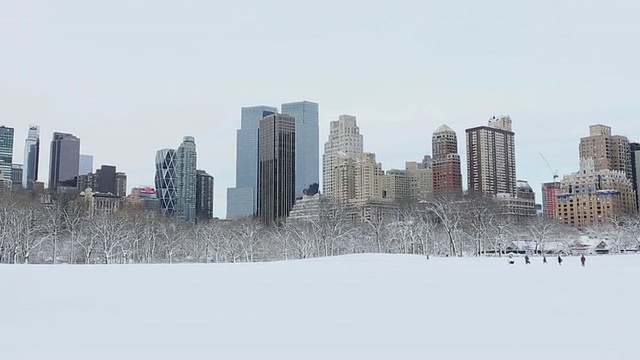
556,158 -> 637,228
466,116 -> 517,197
0,126 -> 15,181
355,152 -> 384,203
282,101 -> 319,199
257,113 -> 295,225
155,149 -> 178,215
432,124 -> 462,197
323,115 -> 364,199
49,132 -> 80,190
383,161 -> 432,202
541,181 -> 561,218
196,170 -> 214,220
631,142 -> 640,210
22,125 -> 39,190
227,105 -> 278,220
116,172 -> 127,197
79,154 -> 93,175
579,124 -> 632,181
176,136 -> 197,222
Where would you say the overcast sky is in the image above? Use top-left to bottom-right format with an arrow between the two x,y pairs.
2,0 -> 639,218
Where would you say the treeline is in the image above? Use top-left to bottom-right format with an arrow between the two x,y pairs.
1,193 -> 640,264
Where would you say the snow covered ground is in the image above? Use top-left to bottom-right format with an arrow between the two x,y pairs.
1,254 -> 639,359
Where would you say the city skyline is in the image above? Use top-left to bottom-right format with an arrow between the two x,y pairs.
3,1 -> 640,218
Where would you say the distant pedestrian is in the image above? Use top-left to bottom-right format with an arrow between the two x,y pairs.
557,254 -> 563,265
525,255 -> 530,264
543,256 -> 547,264
580,255 -> 586,267
508,253 -> 515,265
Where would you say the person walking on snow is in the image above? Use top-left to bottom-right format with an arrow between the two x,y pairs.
525,255 -> 530,264
580,255 -> 586,267
543,255 -> 547,264
508,253 -> 515,265
557,254 -> 563,265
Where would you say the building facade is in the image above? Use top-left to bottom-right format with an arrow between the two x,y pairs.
323,115 -> 364,199
541,181 -> 561,218
227,105 -> 278,220
22,125 -> 39,190
11,164 -> 22,187
579,124 -> 632,181
382,161 -> 432,202
196,169 -> 214,220
257,113 -> 296,225
49,132 -> 80,190
355,152 -> 384,203
432,124 -> 462,198
631,142 -> 640,210
466,116 -> 517,197
96,165 -> 117,194
79,154 -> 93,176
116,172 -> 127,197
177,136 -> 197,222
155,149 -> 178,215
556,158 -> 637,228
0,126 -> 15,181
282,101 -> 319,200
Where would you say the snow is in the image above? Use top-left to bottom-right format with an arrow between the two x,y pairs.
1,254 -> 639,359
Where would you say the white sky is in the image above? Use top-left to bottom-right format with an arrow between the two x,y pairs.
2,0 -> 640,218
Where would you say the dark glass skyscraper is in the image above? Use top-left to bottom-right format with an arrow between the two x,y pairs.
0,126 -> 14,181
196,169 -> 214,220
48,132 -> 80,190
281,101 -> 319,199
22,125 -> 39,190
257,113 -> 295,225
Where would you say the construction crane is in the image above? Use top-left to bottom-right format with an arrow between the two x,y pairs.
540,153 -> 559,181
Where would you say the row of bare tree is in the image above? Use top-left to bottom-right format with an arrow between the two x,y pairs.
2,194 -> 640,264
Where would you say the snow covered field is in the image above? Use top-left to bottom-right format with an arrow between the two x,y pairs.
1,254 -> 639,359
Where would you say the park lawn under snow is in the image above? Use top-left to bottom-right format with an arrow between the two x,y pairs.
1,254 -> 639,360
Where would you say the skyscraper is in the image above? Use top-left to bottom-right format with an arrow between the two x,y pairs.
0,126 -> 15,181
631,142 -> 640,210
322,115 -> 364,199
282,101 -> 319,199
579,124 -> 632,181
79,154 -> 93,175
432,124 -> 462,197
541,181 -> 561,218
116,172 -> 127,197
155,149 -> 178,215
177,136 -> 197,222
196,169 -> 214,220
466,116 -> 516,196
96,165 -> 117,194
22,125 -> 39,190
49,132 -> 80,190
227,105 -> 278,220
257,113 -> 295,225
355,152 -> 384,202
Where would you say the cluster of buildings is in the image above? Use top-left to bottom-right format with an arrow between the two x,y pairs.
153,136 -> 214,222
224,104 -> 538,225
3,110 -> 639,229
0,125 -> 216,222
542,124 -> 639,228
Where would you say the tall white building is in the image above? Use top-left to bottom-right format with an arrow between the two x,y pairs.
355,152 -> 383,202
322,115 -> 363,199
